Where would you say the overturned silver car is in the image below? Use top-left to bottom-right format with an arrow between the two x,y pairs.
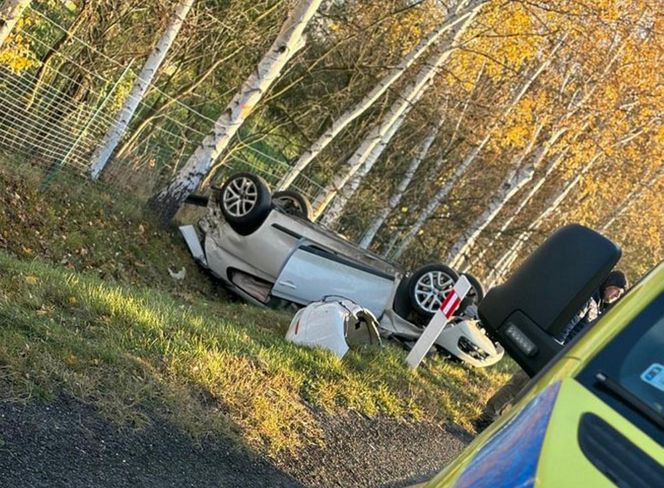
180,172 -> 503,367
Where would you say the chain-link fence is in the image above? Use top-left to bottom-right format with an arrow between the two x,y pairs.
0,5 -> 326,204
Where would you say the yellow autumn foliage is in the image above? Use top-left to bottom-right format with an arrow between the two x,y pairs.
0,18 -> 37,73
382,0 -> 443,55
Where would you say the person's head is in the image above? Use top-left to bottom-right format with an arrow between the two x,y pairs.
601,270 -> 628,303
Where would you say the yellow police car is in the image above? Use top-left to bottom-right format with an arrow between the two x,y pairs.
426,224 -> 664,487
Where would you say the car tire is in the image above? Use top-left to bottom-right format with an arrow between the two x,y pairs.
456,272 -> 485,317
272,190 -> 312,220
408,264 -> 459,319
218,172 -> 272,235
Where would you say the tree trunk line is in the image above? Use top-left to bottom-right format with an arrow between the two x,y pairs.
390,35 -> 566,260
149,0 -> 323,223
276,0 -> 488,191
89,0 -> 196,180
312,4 -> 482,221
359,119 -> 444,248
447,125 -> 568,269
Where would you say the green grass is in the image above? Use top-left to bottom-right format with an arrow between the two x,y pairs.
0,252 -> 513,455
0,160 -> 216,299
0,160 -> 514,457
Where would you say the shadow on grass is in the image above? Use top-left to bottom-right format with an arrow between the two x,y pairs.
0,251 -> 510,472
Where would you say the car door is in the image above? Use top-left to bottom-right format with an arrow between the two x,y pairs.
271,243 -> 397,318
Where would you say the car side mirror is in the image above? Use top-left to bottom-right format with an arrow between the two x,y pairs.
478,224 -> 621,377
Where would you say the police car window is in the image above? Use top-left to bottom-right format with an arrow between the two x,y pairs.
619,317 -> 664,418
577,292 -> 664,444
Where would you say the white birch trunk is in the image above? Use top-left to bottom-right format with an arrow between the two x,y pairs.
488,230 -> 528,285
442,63 -> 485,157
390,144 -> 480,261
390,38 -> 565,261
359,121 -> 443,248
277,0 -> 487,191
319,90 -> 420,227
487,154 -> 601,286
311,8 -> 479,220
600,188 -> 639,233
465,146 -> 570,271
319,79 -> 446,226
89,0 -> 195,180
458,51 -> 615,272
486,117 -> 652,284
447,126 -> 567,268
464,120 -> 591,271
382,230 -> 402,258
151,0 -> 322,221
601,164 -> 664,232
0,0 -> 31,48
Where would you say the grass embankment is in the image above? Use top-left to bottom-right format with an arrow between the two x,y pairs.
0,164 -> 512,457
0,163 -> 215,298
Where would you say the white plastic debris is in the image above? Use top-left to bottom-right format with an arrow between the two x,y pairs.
168,266 -> 186,281
285,298 -> 381,358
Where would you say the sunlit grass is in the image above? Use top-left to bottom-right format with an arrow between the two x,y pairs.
0,251 -> 512,457
0,150 -> 516,460
0,161 -> 216,298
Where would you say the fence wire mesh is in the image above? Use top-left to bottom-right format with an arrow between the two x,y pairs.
0,4 -> 326,204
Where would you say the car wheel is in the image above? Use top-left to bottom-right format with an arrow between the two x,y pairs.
219,172 -> 272,235
456,272 -> 485,317
272,190 -> 312,220
408,264 -> 459,319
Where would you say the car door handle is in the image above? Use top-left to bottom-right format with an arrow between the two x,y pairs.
278,280 -> 297,289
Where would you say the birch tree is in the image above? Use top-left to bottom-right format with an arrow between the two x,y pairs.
318,84 -> 425,226
391,37 -> 565,260
89,0 -> 195,180
447,125 -> 568,268
601,165 -> 664,232
462,114 -> 591,272
0,0 -> 30,48
359,120 -> 444,248
487,114 -> 658,285
276,0 -> 487,191
464,145 -> 573,271
311,6 -> 480,220
486,154 -> 600,286
600,165 -> 664,277
150,0 -> 323,222
440,63 -> 485,159
361,70 -> 484,251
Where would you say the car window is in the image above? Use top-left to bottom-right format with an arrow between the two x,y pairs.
576,292 -> 664,446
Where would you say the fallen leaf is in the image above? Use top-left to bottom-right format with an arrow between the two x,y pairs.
25,275 -> 39,285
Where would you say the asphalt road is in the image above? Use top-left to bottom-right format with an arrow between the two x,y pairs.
0,394 -> 301,488
0,394 -> 471,487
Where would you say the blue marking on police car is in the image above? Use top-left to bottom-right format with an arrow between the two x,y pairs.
453,382 -> 561,488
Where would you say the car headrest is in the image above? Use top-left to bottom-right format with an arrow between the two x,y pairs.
479,224 -> 621,339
